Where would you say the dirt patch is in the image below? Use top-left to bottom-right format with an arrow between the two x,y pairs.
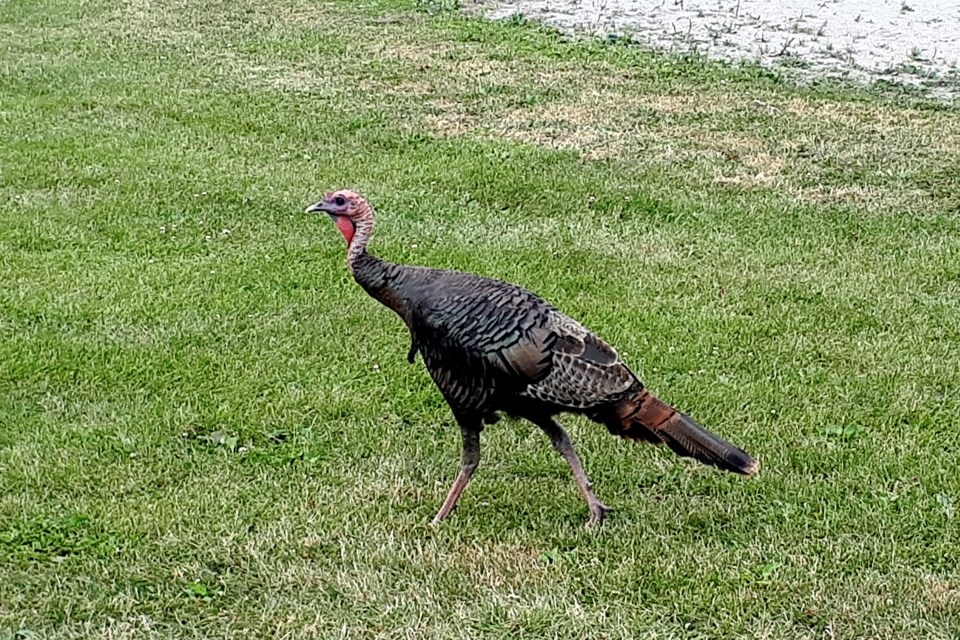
472,0 -> 960,100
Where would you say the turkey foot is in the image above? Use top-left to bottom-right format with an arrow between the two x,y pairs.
431,470 -> 473,525
586,500 -> 613,529
535,416 -> 612,528
430,422 -> 480,525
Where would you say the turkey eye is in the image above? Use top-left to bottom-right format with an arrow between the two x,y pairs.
334,196 -> 346,206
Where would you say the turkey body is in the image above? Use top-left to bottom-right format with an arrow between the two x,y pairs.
307,190 -> 757,528
352,250 -> 757,528
354,251 -> 637,425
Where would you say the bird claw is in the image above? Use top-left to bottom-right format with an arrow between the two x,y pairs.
429,508 -> 453,528
585,502 -> 613,529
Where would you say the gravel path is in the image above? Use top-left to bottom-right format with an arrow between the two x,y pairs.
473,0 -> 960,100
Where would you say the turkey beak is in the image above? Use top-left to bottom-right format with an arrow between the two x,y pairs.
304,201 -> 327,214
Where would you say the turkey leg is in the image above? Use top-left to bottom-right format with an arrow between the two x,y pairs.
431,423 -> 480,525
535,417 -> 612,529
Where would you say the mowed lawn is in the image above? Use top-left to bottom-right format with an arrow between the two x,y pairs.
2,0 -> 960,637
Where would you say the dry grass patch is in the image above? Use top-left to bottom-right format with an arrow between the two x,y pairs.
712,159 -> 784,188
122,0 -> 960,212
791,183 -> 936,208
924,575 -> 960,616
425,87 -> 750,160
109,0 -> 960,217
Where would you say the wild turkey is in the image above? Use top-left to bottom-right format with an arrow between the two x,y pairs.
306,189 -> 758,528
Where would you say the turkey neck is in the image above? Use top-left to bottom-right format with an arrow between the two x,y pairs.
343,203 -> 416,325
351,249 -> 413,324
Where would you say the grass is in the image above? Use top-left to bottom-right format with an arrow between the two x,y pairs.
1,0 -> 959,637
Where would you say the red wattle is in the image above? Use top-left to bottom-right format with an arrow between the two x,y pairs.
334,215 -> 355,245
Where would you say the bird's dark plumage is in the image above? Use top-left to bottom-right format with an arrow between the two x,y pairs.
308,190 -> 757,528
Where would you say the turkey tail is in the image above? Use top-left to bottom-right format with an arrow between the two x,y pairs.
609,389 -> 758,476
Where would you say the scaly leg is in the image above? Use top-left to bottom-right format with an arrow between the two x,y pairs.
535,417 -> 612,529
431,421 -> 481,525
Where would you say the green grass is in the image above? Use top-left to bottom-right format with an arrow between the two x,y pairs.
2,0 -> 960,637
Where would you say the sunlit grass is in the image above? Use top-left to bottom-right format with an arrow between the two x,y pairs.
1,0 -> 959,637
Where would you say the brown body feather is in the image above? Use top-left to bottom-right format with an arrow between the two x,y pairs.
604,389 -> 758,475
